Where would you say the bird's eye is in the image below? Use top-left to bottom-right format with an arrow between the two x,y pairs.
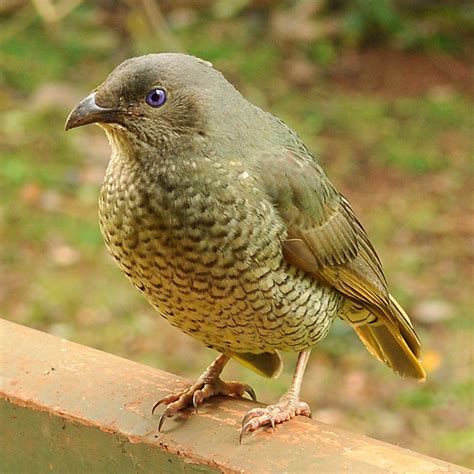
145,88 -> 167,107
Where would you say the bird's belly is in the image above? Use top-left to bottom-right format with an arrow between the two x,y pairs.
102,223 -> 342,353
98,172 -> 342,353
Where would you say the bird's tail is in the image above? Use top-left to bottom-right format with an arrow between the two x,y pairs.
342,295 -> 426,381
232,351 -> 283,378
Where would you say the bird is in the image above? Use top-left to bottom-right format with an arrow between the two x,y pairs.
65,53 -> 425,440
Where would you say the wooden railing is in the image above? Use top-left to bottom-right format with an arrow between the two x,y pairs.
0,319 -> 467,473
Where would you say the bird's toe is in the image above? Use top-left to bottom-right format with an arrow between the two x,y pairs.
153,378 -> 257,432
239,398 -> 311,442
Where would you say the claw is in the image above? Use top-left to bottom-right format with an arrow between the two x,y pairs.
239,422 -> 251,444
151,397 -> 165,415
239,410 -> 273,443
239,416 -> 270,443
269,416 -> 276,431
192,392 -> 200,414
157,412 -> 167,432
241,411 -> 252,427
241,408 -> 264,427
244,385 -> 257,402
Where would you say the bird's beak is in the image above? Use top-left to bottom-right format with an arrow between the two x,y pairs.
65,93 -> 118,131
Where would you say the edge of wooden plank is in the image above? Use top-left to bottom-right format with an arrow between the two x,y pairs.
0,319 -> 468,473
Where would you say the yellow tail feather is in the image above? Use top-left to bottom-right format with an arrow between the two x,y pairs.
343,295 -> 426,381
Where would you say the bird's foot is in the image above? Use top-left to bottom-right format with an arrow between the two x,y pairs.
153,378 -> 256,432
240,395 -> 311,442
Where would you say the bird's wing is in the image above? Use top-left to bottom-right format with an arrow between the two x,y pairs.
259,150 -> 425,379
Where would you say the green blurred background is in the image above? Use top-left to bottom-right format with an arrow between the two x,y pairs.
1,0 -> 473,467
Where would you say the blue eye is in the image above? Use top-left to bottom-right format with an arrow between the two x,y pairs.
145,88 -> 166,107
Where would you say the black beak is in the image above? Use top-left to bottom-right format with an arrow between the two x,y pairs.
65,93 -> 118,131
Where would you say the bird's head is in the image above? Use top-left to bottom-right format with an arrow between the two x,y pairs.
66,53 -> 252,157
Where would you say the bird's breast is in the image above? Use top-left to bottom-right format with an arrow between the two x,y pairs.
99,155 -> 284,310
97,154 -> 341,353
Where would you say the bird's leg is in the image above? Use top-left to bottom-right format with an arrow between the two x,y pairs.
240,349 -> 312,441
153,353 -> 256,431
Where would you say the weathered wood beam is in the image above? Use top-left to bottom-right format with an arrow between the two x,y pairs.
0,319 -> 467,473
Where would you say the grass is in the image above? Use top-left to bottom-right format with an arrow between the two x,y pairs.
1,6 -> 473,468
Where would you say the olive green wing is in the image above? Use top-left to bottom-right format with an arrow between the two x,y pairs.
259,150 -> 425,380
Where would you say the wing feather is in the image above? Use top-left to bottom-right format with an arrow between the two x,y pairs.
259,150 -> 425,379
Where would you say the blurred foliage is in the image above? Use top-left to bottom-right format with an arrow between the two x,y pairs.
0,0 -> 473,469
